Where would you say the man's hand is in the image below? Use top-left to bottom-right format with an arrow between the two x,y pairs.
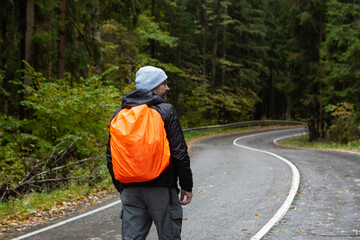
180,189 -> 193,205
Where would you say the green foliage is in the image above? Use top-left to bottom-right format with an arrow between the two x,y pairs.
0,115 -> 28,184
228,0 -> 268,90
279,0 -> 326,120
348,138 -> 360,149
181,82 -> 256,127
0,66 -> 121,197
101,13 -> 179,86
325,102 -> 360,143
321,0 -> 360,105
2,0 -> 360,202
22,66 -> 120,155
137,14 -> 178,48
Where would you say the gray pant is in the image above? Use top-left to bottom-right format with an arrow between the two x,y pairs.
120,187 -> 183,240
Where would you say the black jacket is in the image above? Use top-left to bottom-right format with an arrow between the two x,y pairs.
106,89 -> 193,193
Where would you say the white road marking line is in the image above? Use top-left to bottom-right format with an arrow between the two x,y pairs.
12,200 -> 121,240
12,128 -> 304,240
233,131 -> 301,240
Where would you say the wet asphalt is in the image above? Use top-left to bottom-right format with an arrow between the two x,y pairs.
6,127 -> 360,240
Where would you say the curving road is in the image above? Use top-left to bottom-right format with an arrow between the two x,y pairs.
8,127 -> 360,240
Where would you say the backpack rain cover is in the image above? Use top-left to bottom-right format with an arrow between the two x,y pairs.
110,104 -> 170,183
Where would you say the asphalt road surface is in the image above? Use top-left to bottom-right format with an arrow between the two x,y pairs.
8,127 -> 360,240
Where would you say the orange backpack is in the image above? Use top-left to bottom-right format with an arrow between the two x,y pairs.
109,104 -> 170,183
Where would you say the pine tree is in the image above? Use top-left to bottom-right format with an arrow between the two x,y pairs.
278,0 -> 326,139
321,0 -> 360,112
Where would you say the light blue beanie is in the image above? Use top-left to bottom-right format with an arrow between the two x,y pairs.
135,66 -> 168,91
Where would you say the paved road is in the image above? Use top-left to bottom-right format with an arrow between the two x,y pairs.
7,127 -> 360,240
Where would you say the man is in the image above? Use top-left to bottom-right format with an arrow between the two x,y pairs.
106,66 -> 193,240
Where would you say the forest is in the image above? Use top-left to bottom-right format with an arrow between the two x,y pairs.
0,0 -> 359,199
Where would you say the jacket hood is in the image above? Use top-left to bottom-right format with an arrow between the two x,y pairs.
121,89 -> 165,108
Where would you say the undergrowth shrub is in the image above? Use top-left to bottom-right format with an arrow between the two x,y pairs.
0,66 -> 123,200
325,102 -> 360,144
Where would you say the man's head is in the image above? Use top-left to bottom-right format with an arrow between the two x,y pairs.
135,66 -> 169,98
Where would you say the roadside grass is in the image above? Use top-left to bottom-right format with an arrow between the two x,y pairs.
0,175 -> 114,225
281,135 -> 360,152
2,183 -> 86,220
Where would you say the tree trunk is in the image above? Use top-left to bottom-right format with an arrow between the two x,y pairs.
150,0 -> 156,58
270,69 -> 275,118
319,18 -> 324,137
47,13 -> 54,78
57,0 -> 66,80
286,96 -> 291,120
221,3 -> 227,85
93,30 -> 103,74
211,0 -> 221,86
92,0 -> 103,74
201,5 -> 207,79
24,0 -> 34,87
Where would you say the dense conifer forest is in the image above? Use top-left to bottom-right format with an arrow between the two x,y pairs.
0,0 -> 359,199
